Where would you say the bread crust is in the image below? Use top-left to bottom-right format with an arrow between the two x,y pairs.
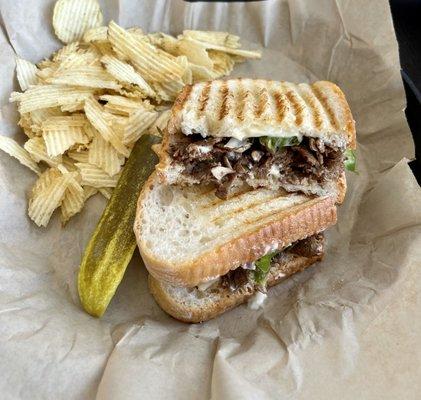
149,252 -> 323,323
134,173 -> 337,287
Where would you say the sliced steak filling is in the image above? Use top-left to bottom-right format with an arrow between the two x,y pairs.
168,134 -> 344,199
220,233 -> 324,293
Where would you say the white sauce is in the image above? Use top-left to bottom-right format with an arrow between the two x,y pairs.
195,145 -> 212,155
197,277 -> 220,292
211,166 -> 234,180
248,291 -> 267,310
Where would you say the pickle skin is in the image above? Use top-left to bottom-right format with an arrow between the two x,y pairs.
78,134 -> 160,317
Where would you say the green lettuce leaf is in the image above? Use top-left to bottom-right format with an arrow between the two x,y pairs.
344,149 -> 356,172
259,136 -> 301,153
253,252 -> 278,285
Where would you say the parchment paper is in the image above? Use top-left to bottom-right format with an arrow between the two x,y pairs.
1,1 -> 420,399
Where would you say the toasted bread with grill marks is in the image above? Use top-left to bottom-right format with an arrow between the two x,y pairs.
149,250 -> 323,323
166,79 -> 356,148
134,173 -> 336,287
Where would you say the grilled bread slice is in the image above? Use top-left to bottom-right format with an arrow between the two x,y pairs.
149,249 -> 323,323
134,173 -> 336,287
166,79 -> 355,147
155,79 -> 355,203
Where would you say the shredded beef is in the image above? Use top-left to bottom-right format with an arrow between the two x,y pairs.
220,234 -> 324,292
169,134 -> 344,199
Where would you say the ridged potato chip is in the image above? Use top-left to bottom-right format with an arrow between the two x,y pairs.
148,110 -> 171,136
175,38 -> 213,69
53,0 -> 103,44
10,85 -> 95,113
42,126 -> 89,157
24,137 -> 62,167
30,108 -> 66,134
185,37 -> 261,59
67,149 -> 90,163
120,108 -> 157,146
61,175 -> 85,224
0,135 -> 41,174
15,58 -> 38,90
100,95 -> 147,116
208,50 -> 235,77
84,97 -> 129,157
47,66 -> 121,90
100,55 -> 155,97
99,187 -> 113,199
88,129 -> 123,176
182,30 -> 240,48
76,162 -> 121,188
84,185 -> 98,200
83,26 -> 108,43
28,168 -> 75,227
108,21 -> 185,95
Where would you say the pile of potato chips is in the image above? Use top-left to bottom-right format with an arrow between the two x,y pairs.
0,0 -> 260,227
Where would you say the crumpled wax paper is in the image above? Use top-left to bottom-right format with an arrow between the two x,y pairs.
0,0 -> 420,399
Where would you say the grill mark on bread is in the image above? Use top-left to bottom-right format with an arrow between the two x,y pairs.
235,81 -> 247,122
174,84 -> 192,111
219,81 -> 230,120
298,85 -> 324,129
254,86 -> 269,118
283,86 -> 304,126
311,85 -> 339,130
272,90 -> 287,123
209,193 -> 282,224
198,82 -> 212,113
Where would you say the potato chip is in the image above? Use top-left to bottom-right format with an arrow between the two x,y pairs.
182,30 -> 240,48
28,168 -> 75,227
88,129 -> 123,176
148,110 -> 171,136
185,37 -> 261,59
175,38 -> 213,69
84,97 -> 129,157
32,167 -> 61,193
99,187 -> 113,199
177,56 -> 193,84
53,0 -> 103,44
76,162 -> 120,188
83,185 -> 98,200
67,149 -> 90,163
189,63 -> 216,82
108,21 -> 185,97
52,42 -> 80,62
24,137 -> 62,167
83,26 -> 108,43
47,65 -> 121,90
61,175 -> 85,224
42,115 -> 88,130
120,108 -> 157,145
42,126 -> 89,157
30,108 -> 66,134
208,50 -> 235,77
100,55 -> 155,97
99,94 -> 148,116
10,85 -> 95,113
0,135 -> 41,174
15,58 -> 38,91
61,156 -> 79,172
147,32 -> 178,54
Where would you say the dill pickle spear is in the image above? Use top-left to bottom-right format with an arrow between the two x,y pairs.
78,134 -> 160,317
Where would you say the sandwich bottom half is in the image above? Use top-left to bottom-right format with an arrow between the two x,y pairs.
149,234 -> 325,323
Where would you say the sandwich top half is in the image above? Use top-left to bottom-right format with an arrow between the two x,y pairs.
155,79 -> 356,203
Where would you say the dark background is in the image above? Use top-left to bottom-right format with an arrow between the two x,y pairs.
390,0 -> 421,183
